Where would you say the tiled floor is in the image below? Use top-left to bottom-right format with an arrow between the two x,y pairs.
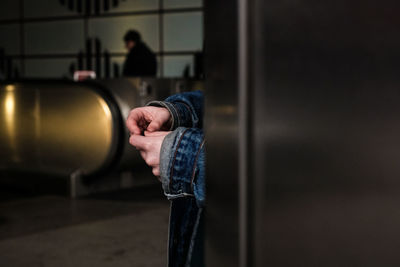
0,184 -> 170,267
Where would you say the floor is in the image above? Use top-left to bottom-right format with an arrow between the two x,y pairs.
0,183 -> 170,267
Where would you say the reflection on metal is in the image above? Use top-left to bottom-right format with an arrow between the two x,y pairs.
0,78 -> 203,183
205,1 -> 241,266
206,0 -> 400,266
0,82 -> 115,176
5,84 -> 15,92
33,89 -> 41,145
3,87 -> 17,161
209,105 -> 236,116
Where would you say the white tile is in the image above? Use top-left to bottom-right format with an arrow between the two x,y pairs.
164,0 -> 202,9
0,24 -> 20,55
25,58 -> 75,78
24,0 -> 76,18
163,55 -> 193,77
0,0 -> 20,20
25,20 -> 85,55
103,0 -> 159,13
163,12 -> 203,51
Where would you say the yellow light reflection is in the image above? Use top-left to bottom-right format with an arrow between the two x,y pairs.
5,92 -> 14,115
5,85 -> 15,92
98,98 -> 112,119
97,98 -> 112,141
33,90 -> 41,140
4,89 -> 18,161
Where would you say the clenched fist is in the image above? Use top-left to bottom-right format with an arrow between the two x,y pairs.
126,106 -> 171,135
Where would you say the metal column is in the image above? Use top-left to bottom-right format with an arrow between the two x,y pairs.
206,0 -> 400,266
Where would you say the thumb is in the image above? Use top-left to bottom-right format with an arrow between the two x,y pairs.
147,120 -> 162,132
129,134 -> 149,150
144,131 -> 170,137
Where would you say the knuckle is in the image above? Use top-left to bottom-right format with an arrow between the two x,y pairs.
130,108 -> 142,117
149,157 -> 158,166
129,136 -> 134,146
152,168 -> 160,176
145,159 -> 151,166
146,156 -> 155,166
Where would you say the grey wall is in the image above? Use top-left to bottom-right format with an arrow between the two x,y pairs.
0,0 -> 203,79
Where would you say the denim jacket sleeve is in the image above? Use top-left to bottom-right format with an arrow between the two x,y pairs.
146,90 -> 204,130
159,127 -> 205,208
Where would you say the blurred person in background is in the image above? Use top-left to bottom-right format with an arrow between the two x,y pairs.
123,29 -> 157,77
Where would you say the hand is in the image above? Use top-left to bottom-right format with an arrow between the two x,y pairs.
129,131 -> 171,177
126,106 -> 171,135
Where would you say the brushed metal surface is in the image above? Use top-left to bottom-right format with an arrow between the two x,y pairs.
204,0 -> 240,266
253,1 -> 400,265
206,0 -> 400,266
0,82 -> 115,176
0,78 -> 204,179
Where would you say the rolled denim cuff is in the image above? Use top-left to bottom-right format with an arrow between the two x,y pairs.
169,101 -> 195,128
159,130 -> 179,195
165,91 -> 203,129
146,100 -> 179,130
159,127 -> 205,207
147,100 -> 195,130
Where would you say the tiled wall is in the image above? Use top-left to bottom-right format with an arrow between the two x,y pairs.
0,0 -> 203,79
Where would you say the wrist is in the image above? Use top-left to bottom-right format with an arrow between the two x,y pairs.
146,100 -> 178,130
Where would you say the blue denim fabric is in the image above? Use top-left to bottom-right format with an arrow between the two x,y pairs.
161,128 -> 205,267
161,127 -> 205,207
148,90 -> 204,130
168,197 -> 204,267
165,91 -> 204,129
148,91 -> 205,267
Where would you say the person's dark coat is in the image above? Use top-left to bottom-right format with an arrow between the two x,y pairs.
123,42 -> 157,77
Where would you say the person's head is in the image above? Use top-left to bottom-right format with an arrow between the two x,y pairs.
124,30 -> 141,51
